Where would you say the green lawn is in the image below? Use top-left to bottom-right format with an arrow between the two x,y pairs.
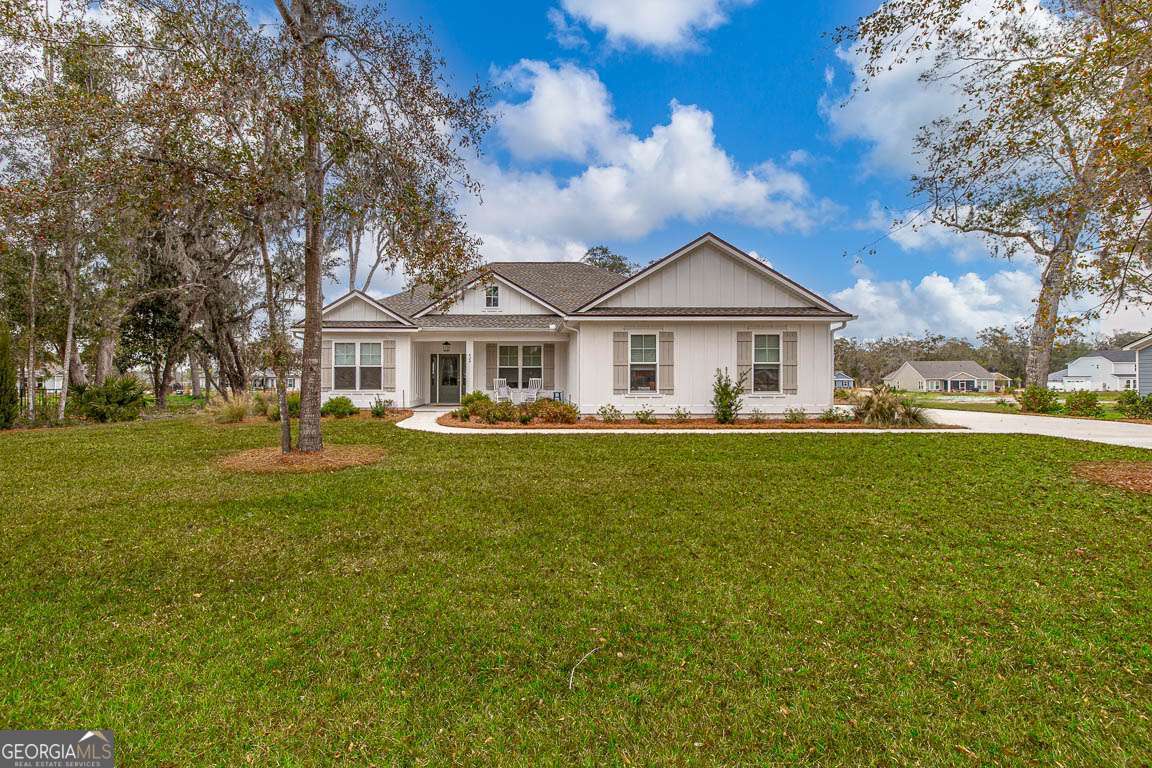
2,418 -> 1151,766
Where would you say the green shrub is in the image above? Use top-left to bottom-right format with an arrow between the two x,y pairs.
1116,389 -> 1146,418
0,321 -> 18,429
854,385 -> 933,426
250,392 -> 269,417
597,404 -> 623,423
671,406 -> 691,422
1064,390 -> 1102,417
321,396 -> 358,418
73,375 -> 148,423
534,398 -> 579,423
370,397 -> 393,418
517,408 -> 532,424
452,406 -> 470,421
833,388 -> 852,401
784,408 -> 808,423
748,408 -> 766,423
1017,385 -> 1061,414
483,400 -> 518,423
461,390 -> 491,408
710,368 -> 745,424
266,391 -> 302,422
634,405 -> 655,424
819,407 -> 847,423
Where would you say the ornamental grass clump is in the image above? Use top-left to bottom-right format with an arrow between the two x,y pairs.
853,385 -> 932,427
73,375 -> 148,423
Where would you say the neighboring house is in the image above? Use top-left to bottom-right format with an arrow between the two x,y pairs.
1124,335 -> 1152,395
251,369 -> 300,392
1047,369 -> 1067,391
833,371 -> 855,389
882,360 -> 1010,393
299,233 -> 855,414
1061,348 -> 1136,392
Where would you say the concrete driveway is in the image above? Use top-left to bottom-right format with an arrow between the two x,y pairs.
923,408 -> 1152,449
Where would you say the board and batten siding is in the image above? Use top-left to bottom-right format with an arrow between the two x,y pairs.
320,333 -> 411,408
436,278 -> 556,315
326,295 -> 398,323
575,321 -> 835,415
1139,348 -> 1152,395
599,242 -> 809,308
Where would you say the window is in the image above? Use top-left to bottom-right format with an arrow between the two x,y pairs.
485,285 -> 500,308
285,377 -> 296,389
496,344 -> 545,388
752,334 -> 780,393
629,334 -> 658,393
498,345 -> 521,388
359,342 -> 382,390
334,343 -> 356,389
522,345 -> 542,385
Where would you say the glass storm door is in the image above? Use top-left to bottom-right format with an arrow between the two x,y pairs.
434,354 -> 462,404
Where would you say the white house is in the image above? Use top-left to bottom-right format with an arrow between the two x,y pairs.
1056,350 -> 1136,392
301,233 -> 855,415
1047,368 -> 1068,391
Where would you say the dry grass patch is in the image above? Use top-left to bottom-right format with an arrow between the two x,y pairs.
217,445 -> 387,474
1075,461 -> 1152,493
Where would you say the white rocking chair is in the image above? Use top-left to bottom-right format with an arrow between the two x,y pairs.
493,378 -> 512,402
523,377 -> 544,403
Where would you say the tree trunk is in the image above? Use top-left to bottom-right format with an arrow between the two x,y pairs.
56,249 -> 78,422
296,22 -> 326,453
94,325 -> 118,385
256,210 -> 293,454
189,354 -> 202,398
69,337 -> 88,390
25,249 -> 37,420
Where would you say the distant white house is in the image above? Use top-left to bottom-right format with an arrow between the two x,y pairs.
1054,350 -> 1136,392
1047,368 -> 1068,391
833,370 -> 855,389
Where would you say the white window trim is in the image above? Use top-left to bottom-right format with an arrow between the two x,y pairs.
628,332 -> 659,395
334,341 -> 385,391
751,333 -> 782,394
484,285 -> 500,310
497,344 -> 544,389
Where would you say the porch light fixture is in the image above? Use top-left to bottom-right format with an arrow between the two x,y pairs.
441,341 -> 451,352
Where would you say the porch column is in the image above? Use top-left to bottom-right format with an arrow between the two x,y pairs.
465,339 -> 475,394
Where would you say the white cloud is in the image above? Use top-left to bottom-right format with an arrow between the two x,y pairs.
857,201 -> 992,263
469,61 -> 829,261
495,60 -> 626,163
552,0 -> 755,50
832,269 -> 1040,339
822,0 -> 1062,177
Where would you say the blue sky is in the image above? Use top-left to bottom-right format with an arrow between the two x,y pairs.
335,0 -> 1146,340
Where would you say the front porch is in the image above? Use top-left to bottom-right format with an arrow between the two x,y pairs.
410,335 -> 570,407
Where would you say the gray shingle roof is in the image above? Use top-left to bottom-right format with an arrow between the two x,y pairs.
300,319 -> 410,329
1047,368 -> 1067,381
1084,349 -> 1135,363
379,261 -> 627,319
901,360 -> 995,379
415,315 -> 562,329
578,306 -> 851,317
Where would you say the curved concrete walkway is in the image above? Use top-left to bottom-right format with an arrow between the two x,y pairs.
922,408 -> 1152,449
396,407 -> 1152,448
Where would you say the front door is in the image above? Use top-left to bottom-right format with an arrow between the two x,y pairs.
432,354 -> 462,404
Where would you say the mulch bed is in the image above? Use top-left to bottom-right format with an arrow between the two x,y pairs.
1074,462 -> 1152,494
216,445 -> 388,474
437,415 -> 961,430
